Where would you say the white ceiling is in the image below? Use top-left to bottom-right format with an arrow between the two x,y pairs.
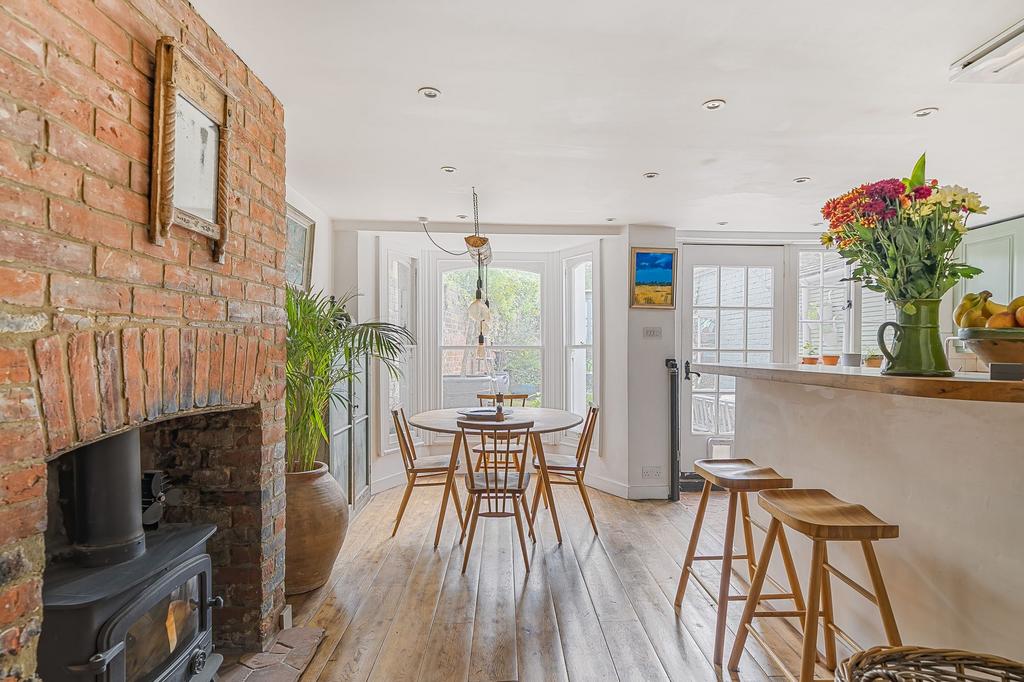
193,1 -> 1024,232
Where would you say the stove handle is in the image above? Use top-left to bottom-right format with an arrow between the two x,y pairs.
208,595 -> 224,608
66,640 -> 125,675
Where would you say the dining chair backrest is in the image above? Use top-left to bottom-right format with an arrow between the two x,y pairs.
575,406 -> 600,471
391,408 -> 417,472
477,393 -> 530,407
458,419 -> 533,516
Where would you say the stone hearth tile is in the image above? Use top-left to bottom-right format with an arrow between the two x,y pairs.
215,664 -> 251,681
273,626 -> 324,650
238,652 -> 287,669
245,663 -> 300,682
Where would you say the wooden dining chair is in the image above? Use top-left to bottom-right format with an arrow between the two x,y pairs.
473,393 -> 530,468
391,408 -> 464,537
458,418 -> 534,573
530,405 -> 600,534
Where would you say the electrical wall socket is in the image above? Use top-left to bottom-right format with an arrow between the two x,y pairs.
641,465 -> 663,480
643,326 -> 662,338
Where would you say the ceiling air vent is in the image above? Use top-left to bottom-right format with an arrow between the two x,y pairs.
950,19 -> 1024,84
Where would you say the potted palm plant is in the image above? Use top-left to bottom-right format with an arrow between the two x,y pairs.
285,287 -> 413,594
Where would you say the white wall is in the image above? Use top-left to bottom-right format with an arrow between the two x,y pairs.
285,185 -> 334,295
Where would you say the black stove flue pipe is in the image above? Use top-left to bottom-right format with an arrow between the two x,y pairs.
69,429 -> 146,566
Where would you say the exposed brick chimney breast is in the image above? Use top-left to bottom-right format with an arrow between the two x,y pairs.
0,0 -> 288,677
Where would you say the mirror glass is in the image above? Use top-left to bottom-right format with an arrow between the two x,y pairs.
173,94 -> 218,222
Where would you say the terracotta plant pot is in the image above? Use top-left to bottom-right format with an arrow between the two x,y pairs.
800,356 -> 819,365
820,354 -> 840,366
285,462 -> 349,595
864,356 -> 883,368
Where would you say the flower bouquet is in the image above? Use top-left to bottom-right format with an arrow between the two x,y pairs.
819,153 -> 985,376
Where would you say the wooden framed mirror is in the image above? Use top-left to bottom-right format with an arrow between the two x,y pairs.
149,36 -> 236,262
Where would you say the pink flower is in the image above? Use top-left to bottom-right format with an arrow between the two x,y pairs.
912,185 -> 932,200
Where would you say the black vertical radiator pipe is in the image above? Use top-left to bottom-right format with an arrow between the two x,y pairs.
665,358 -> 680,502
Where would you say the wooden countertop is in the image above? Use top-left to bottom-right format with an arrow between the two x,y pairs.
691,362 -> 1024,403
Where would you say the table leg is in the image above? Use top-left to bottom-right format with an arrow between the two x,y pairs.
532,432 -> 562,544
433,431 -> 462,549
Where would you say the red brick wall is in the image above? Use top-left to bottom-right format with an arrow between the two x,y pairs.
0,0 -> 287,677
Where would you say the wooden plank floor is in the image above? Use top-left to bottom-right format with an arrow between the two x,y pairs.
291,475 -> 819,682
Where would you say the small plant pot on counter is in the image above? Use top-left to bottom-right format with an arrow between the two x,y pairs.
864,356 -> 883,368
801,356 -> 820,365
820,354 -> 841,366
285,462 -> 349,595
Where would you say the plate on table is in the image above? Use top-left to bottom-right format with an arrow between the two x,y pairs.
456,407 -> 515,420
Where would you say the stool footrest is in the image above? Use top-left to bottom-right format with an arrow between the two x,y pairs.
825,621 -> 861,653
742,625 -> 832,682
694,553 -> 751,562
823,562 -> 877,605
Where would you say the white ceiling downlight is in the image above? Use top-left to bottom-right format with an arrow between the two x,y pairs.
702,98 -> 726,110
950,18 -> 1024,84
793,176 -> 812,184
716,221 -> 729,226
440,166 -> 457,174
913,107 -> 940,117
605,217 -> 616,222
457,214 -> 468,219
418,86 -> 441,98
642,171 -> 660,179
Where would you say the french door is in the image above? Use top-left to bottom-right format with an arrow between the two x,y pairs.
679,245 -> 785,471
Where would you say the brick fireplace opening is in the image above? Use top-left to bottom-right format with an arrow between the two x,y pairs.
0,0 -> 289,678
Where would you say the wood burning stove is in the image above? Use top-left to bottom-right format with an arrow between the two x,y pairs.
39,430 -> 223,681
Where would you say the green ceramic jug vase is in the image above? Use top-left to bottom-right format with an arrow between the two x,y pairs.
877,298 -> 953,377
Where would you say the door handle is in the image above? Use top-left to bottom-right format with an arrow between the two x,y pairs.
683,361 -> 701,381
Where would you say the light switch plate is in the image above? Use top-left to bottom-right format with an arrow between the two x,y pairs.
643,326 -> 662,338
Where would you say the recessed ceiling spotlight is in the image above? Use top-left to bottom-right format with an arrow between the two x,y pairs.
642,171 -> 660,179
457,214 -> 468,219
717,221 -> 729,226
605,217 -> 616,222
702,98 -> 726,110
440,166 -> 457,174
793,176 -> 812,184
913,106 -> 939,118
813,221 -> 824,226
418,86 -> 441,99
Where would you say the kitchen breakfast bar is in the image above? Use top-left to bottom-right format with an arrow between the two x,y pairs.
691,362 -> 1024,662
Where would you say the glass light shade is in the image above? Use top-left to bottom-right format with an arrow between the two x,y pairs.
475,337 -> 487,359
468,297 -> 490,322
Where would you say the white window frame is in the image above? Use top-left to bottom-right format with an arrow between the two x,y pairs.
560,244 -> 601,445
378,244 -> 421,454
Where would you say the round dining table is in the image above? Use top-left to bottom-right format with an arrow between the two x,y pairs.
408,407 -> 583,547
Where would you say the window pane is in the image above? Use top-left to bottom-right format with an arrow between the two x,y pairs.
718,395 -> 736,435
569,260 -> 593,345
822,252 -> 848,287
491,348 -> 542,406
693,267 -> 718,306
861,288 -> 896,357
720,267 -> 745,307
799,252 -> 823,287
567,347 -> 593,420
441,348 -> 492,408
746,309 -> 772,350
693,309 -> 718,349
747,351 -> 772,364
442,267 -> 542,346
800,323 -> 821,356
388,258 -> 415,331
692,395 -> 716,434
719,310 -> 745,350
800,287 -> 823,321
693,351 -> 718,391
822,321 -> 845,354
748,267 -> 773,307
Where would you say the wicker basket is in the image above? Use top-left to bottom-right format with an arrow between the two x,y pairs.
837,646 -> 1024,682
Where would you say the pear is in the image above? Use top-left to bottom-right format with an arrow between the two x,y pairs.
985,310 -> 1018,329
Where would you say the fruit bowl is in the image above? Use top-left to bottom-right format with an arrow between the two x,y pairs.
958,327 -> 1024,367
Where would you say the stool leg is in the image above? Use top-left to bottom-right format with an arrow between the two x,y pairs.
861,540 -> 902,646
674,480 -> 712,607
713,491 -> 740,666
820,545 -> 837,671
777,526 -> 806,628
738,492 -> 757,581
727,517 -> 780,671
799,540 -> 827,682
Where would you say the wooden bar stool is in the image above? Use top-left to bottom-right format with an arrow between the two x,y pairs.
675,459 -> 805,667
728,489 -> 902,682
